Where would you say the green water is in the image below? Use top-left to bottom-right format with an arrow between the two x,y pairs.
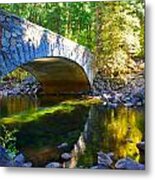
0,95 -> 145,168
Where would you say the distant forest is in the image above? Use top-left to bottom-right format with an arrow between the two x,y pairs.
0,0 -> 145,81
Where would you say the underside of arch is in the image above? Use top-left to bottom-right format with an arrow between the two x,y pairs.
22,57 -> 91,94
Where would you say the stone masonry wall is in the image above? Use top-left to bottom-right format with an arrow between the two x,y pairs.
0,9 -> 94,84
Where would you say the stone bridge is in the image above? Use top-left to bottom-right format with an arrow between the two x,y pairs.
0,9 -> 94,94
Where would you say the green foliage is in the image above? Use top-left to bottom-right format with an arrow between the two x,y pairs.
0,125 -> 19,158
0,1 -> 144,81
95,0 -> 144,80
0,2 -> 96,49
2,68 -> 31,82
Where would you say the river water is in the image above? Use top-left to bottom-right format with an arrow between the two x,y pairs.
0,95 -> 145,168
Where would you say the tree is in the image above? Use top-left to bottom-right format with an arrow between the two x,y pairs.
0,1 -> 144,81
94,0 -> 144,80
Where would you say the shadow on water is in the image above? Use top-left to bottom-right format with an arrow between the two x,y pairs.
0,95 -> 144,167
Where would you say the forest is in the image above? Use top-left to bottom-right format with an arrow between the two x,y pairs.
0,0 -> 144,81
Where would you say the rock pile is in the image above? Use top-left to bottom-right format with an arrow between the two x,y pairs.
93,71 -> 145,107
0,76 -> 42,96
0,145 -> 32,167
91,151 -> 145,170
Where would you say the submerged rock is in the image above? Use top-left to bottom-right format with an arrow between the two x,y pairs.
45,162 -> 61,168
115,157 -> 145,170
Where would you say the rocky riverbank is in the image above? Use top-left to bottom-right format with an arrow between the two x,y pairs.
0,142 -> 145,169
0,145 -> 32,167
0,67 -> 145,109
0,76 -> 42,96
91,151 -> 145,170
92,70 -> 145,108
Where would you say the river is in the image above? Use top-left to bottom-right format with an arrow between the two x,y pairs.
0,95 -> 145,168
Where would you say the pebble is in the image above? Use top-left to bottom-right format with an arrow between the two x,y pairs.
23,162 -> 32,167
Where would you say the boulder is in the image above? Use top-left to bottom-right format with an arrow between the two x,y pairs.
115,157 -> 145,170
14,153 -> 25,164
0,146 -> 32,167
61,153 -> 72,161
0,145 -> 11,166
97,151 -> 113,167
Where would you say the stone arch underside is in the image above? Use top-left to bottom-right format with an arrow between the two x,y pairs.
0,9 -> 94,94
22,57 -> 91,94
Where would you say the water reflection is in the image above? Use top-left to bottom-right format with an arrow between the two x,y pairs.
77,106 -> 145,167
0,96 -> 38,118
0,96 -> 144,167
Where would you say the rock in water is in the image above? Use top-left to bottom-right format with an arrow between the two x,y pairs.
115,157 -> 145,170
14,153 -> 25,163
45,162 -> 61,168
97,151 -> 113,167
61,153 -> 72,161
0,145 -> 11,166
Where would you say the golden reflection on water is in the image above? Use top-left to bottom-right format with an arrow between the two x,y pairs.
0,96 -> 38,117
77,106 -> 144,167
101,107 -> 144,162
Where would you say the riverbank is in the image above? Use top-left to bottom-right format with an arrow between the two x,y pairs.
0,144 -> 145,169
92,69 -> 145,108
0,76 -> 42,96
0,70 -> 145,109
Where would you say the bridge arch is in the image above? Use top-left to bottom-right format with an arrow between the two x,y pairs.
0,9 -> 94,94
22,57 -> 91,94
